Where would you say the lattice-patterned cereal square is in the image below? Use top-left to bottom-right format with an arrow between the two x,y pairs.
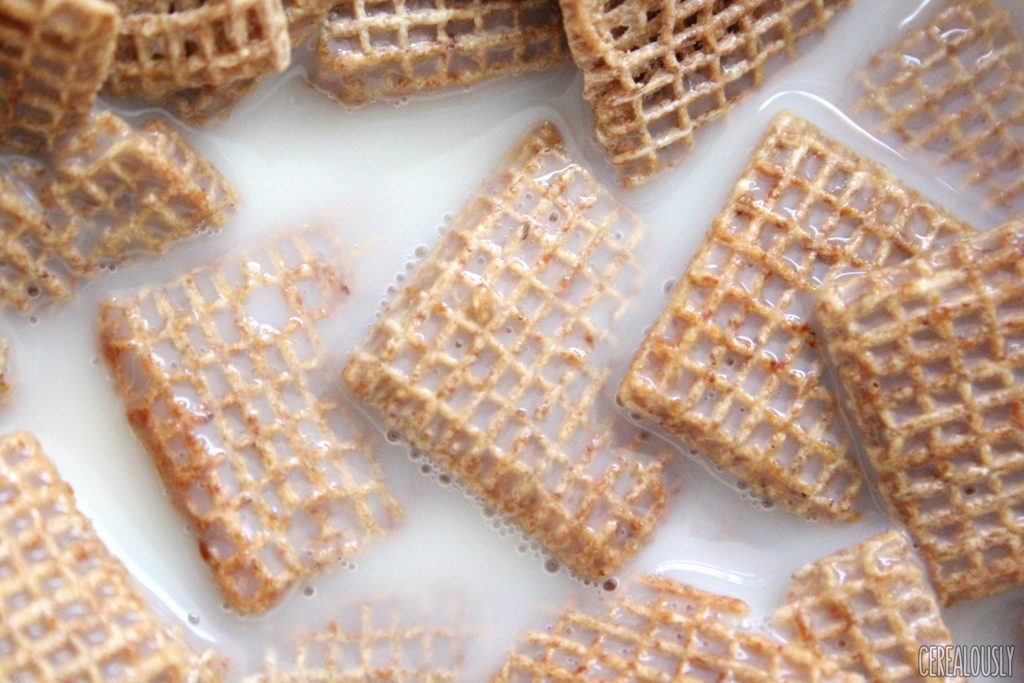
560,0 -> 852,187
491,574 -> 854,682
619,111 -> 973,522
0,432 -> 223,682
100,229 -> 402,614
310,0 -> 569,106
344,122 -> 676,581
107,0 -> 292,99
817,220 -> 1024,605
247,596 -> 466,681
0,0 -> 118,153
0,112 -> 236,312
775,530 -> 962,682
854,0 -> 1024,222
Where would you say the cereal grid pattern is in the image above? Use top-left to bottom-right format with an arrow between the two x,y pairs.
492,574 -> 851,682
0,432 -> 222,682
166,0 -> 332,124
618,112 -> 973,522
775,530 -> 963,683
108,0 -> 291,99
0,0 -> 118,153
100,229 -> 402,614
312,0 -> 569,107
854,0 -> 1024,219
559,0 -> 850,187
343,123 -> 675,581
0,112 -> 237,312
248,600 -> 465,682
817,220 -> 1024,605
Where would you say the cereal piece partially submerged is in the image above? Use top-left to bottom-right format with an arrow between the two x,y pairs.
107,0 -> 291,99
100,229 -> 402,614
343,123 -> 676,581
775,530 -> 961,682
854,0 -> 1024,221
492,574 -> 853,682
0,0 -> 118,153
247,597 -> 466,682
618,112 -> 972,521
817,220 -> 1024,605
0,111 -> 236,312
0,432 -> 222,682
166,0 -> 332,124
311,0 -> 569,107
560,0 -> 850,187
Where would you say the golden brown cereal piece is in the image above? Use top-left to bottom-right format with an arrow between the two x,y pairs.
100,229 -> 402,614
0,432 -> 223,682
854,0 -> 1024,220
560,0 -> 851,187
247,598 -> 466,682
0,111 -> 236,312
343,122 -> 676,581
492,574 -> 856,682
817,220 -> 1024,605
107,0 -> 291,100
775,530 -> 963,682
618,112 -> 973,522
310,0 -> 569,107
0,0 -> 118,153
166,0 -> 331,124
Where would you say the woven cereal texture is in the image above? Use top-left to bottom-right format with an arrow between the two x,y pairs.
344,122 -> 676,581
854,0 -> 1024,221
311,0 -> 569,106
0,112 -> 236,312
0,431 -> 223,682
775,530 -> 963,682
100,229 -> 402,614
108,0 -> 292,99
618,111 -> 973,522
817,219 -> 1024,605
559,0 -> 850,187
247,598 -> 465,682
0,0 -> 118,153
492,574 -> 854,682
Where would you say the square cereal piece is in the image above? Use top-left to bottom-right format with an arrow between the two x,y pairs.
560,0 -> 850,187
0,431 -> 223,682
310,0 -> 569,107
0,112 -> 237,312
0,0 -> 118,153
247,597 -> 466,681
100,228 -> 402,614
775,530 -> 963,682
107,0 -> 291,99
817,220 -> 1024,605
618,111 -> 973,522
343,122 -> 676,581
491,574 -> 854,682
854,0 -> 1024,221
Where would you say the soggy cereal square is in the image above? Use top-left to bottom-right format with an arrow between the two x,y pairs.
619,112 -> 972,522
817,220 -> 1024,605
0,431 -> 223,682
775,530 -> 961,682
343,123 -> 676,581
0,0 -> 118,153
100,229 -> 401,614
311,0 -> 569,106
854,0 -> 1024,221
560,0 -> 851,187
492,574 -> 854,682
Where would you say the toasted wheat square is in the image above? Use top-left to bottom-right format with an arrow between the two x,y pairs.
619,111 -> 973,522
817,219 -> 1024,605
